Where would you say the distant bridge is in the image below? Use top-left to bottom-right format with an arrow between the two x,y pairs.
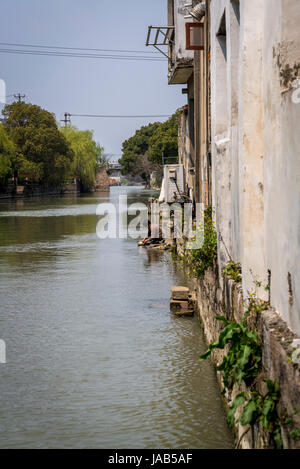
107,161 -> 122,185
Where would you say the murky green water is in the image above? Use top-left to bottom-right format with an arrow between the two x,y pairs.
0,187 -> 233,449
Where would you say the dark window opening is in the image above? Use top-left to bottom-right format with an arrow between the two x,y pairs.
217,12 -> 227,60
231,0 -> 240,24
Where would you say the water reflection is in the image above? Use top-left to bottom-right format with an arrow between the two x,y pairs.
0,187 -> 233,449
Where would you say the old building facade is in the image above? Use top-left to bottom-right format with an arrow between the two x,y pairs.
149,0 -> 300,449
210,0 -> 300,335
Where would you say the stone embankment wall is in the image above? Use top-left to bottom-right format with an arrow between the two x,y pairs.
0,182 -> 79,199
94,168 -> 110,192
190,263 -> 300,449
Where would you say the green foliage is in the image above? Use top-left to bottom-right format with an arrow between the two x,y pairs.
0,123 -> 15,186
13,153 -> 43,181
200,291 -> 284,448
147,111 -> 180,164
188,207 -> 217,279
2,101 -> 73,186
228,380 -> 283,449
223,261 -> 242,283
283,413 -> 300,441
119,110 -> 180,180
119,122 -> 161,176
246,295 -> 270,316
60,125 -> 103,191
200,313 -> 262,388
227,393 -> 247,428
290,428 -> 300,440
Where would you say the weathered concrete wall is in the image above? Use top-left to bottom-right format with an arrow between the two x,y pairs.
210,1 -> 234,271
211,0 -> 266,292
62,181 -> 80,194
169,0 -> 300,450
172,0 -> 194,60
204,0 -> 300,446
178,105 -> 195,200
94,168 -> 110,191
0,183 -> 16,198
262,0 -> 300,334
238,0 -> 267,299
0,183 -> 78,198
210,0 -> 300,333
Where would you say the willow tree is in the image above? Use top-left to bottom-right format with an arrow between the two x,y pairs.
61,125 -> 104,191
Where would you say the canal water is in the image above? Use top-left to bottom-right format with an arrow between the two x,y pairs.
0,187 -> 233,449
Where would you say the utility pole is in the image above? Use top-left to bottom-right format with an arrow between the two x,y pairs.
14,93 -> 26,102
61,112 -> 71,127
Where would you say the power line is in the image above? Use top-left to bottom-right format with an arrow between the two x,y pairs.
0,48 -> 166,61
60,112 -> 71,127
0,41 -> 160,54
70,113 -> 171,118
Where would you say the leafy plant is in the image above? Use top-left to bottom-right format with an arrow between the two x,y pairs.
199,295 -> 285,448
200,313 -> 262,388
290,428 -> 300,440
187,207 -> 217,279
223,261 -> 242,283
228,380 -> 283,449
283,413 -> 300,441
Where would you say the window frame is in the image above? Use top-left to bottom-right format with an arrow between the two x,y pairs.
186,23 -> 204,51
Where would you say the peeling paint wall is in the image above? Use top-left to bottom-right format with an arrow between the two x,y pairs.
172,0 -> 194,60
178,106 -> 195,199
263,0 -> 300,334
211,0 -> 300,334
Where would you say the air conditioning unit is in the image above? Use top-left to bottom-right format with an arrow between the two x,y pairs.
159,164 -> 185,204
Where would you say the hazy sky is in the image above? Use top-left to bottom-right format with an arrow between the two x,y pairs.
0,0 -> 186,158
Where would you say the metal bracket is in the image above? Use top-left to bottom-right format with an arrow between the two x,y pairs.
146,26 -> 174,58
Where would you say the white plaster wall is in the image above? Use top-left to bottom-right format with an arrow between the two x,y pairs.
173,0 -> 194,60
210,0 -> 300,334
229,2 -> 241,262
211,0 -> 266,293
263,0 -> 300,334
210,0 -> 232,270
208,0 -> 300,339
238,0 -> 266,298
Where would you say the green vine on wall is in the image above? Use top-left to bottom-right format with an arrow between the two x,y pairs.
200,297 -> 284,449
229,380 -> 282,449
223,261 -> 242,283
199,312 -> 262,389
186,206 -> 217,279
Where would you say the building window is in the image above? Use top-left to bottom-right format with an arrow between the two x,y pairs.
186,23 -> 204,50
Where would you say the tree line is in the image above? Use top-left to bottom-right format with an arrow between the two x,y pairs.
119,110 -> 180,184
0,101 -> 105,192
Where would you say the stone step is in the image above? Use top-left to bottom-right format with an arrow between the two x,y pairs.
173,309 -> 194,317
171,286 -> 190,300
170,299 -> 190,313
